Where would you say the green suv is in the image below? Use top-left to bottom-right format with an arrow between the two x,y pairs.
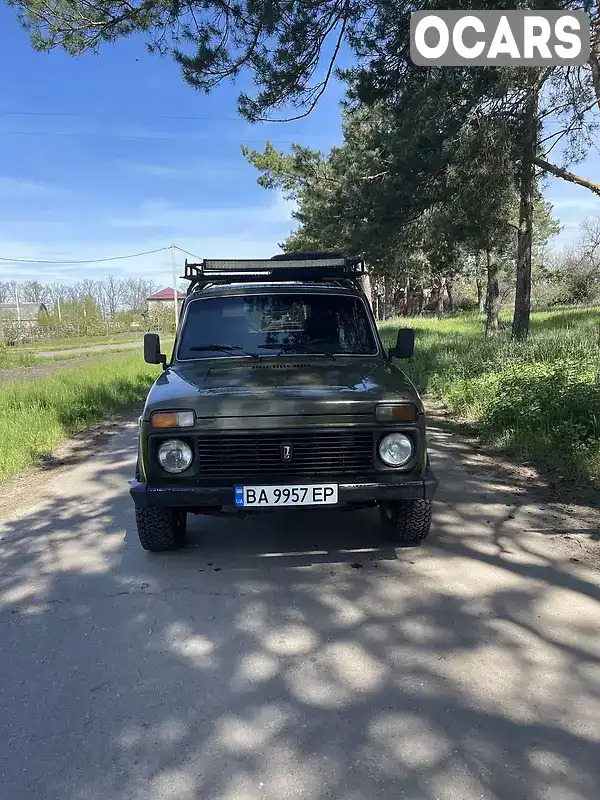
130,253 -> 437,551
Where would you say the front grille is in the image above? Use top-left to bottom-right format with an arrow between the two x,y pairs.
197,430 -> 374,479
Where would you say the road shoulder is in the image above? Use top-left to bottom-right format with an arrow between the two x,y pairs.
0,406 -> 141,520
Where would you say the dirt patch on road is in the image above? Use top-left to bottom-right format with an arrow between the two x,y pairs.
0,353 -> 130,383
427,399 -> 600,568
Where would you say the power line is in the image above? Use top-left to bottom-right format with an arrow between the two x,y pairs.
0,110 -> 340,125
174,246 -> 202,261
0,247 -> 168,265
0,129 -> 332,145
0,130 -> 328,146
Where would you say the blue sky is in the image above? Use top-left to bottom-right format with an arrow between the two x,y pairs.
0,6 -> 345,286
0,5 -> 599,288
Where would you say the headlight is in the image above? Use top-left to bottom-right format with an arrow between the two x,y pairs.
378,433 -> 413,467
157,439 -> 193,473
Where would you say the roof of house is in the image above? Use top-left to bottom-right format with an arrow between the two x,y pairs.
0,302 -> 48,321
147,288 -> 185,301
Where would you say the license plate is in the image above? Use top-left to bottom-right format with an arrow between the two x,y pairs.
234,484 -> 338,508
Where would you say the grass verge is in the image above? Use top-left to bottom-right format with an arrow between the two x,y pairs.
0,348 -> 40,369
380,307 -> 600,485
0,353 -> 159,483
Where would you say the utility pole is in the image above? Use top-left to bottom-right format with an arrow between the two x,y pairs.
14,283 -> 21,324
171,244 -> 180,332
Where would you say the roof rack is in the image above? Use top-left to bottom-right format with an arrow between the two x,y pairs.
182,253 -> 366,295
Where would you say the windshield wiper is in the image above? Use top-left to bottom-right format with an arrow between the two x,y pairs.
189,345 -> 260,360
258,343 -> 336,360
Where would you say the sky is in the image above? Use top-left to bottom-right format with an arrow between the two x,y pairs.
0,6 -> 345,288
0,5 -> 599,290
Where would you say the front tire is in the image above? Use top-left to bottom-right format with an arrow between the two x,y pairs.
379,499 -> 432,545
135,506 -> 187,552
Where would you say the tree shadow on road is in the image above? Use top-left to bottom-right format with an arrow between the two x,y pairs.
1,427 -> 599,800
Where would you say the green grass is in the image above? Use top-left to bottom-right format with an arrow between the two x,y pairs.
0,348 -> 41,369
3,306 -> 599,487
380,307 -> 600,485
0,353 -> 159,482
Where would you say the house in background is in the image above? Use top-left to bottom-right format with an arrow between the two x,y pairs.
0,302 -> 49,324
0,302 -> 49,343
146,288 -> 185,315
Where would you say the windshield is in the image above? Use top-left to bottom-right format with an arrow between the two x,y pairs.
177,293 -> 379,360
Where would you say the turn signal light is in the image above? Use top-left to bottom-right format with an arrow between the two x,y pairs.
151,410 -> 195,428
375,404 -> 418,423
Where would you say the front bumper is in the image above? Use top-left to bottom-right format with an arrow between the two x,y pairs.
129,464 -> 438,509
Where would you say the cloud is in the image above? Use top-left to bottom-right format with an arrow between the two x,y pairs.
122,161 -> 240,179
108,192 -> 295,231
547,195 -> 600,212
127,163 -> 185,178
0,201 -> 294,285
0,177 -> 57,197
0,237 -> 285,285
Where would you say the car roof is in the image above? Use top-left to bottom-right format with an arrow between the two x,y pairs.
186,281 -> 365,300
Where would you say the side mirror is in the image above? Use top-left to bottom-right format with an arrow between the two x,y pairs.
144,333 -> 167,368
389,328 -> 415,360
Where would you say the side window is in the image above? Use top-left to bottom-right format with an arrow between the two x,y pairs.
333,299 -> 375,352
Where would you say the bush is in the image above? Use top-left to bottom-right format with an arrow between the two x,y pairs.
453,295 -> 480,312
381,309 -> 600,484
451,361 -> 600,480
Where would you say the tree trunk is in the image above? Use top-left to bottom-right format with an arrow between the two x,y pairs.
445,278 -> 454,312
513,70 -> 539,341
476,279 -> 485,314
475,252 -> 486,313
358,272 -> 372,309
533,157 -> 600,199
384,278 -> 394,319
485,249 -> 500,338
403,277 -> 411,316
436,281 -> 445,318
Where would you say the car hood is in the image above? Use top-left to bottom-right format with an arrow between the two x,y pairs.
143,359 -> 421,420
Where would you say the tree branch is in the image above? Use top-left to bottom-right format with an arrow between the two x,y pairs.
533,156 -> 600,198
252,0 -> 350,122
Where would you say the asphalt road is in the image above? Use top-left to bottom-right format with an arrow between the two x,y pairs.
1,417 -> 599,800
